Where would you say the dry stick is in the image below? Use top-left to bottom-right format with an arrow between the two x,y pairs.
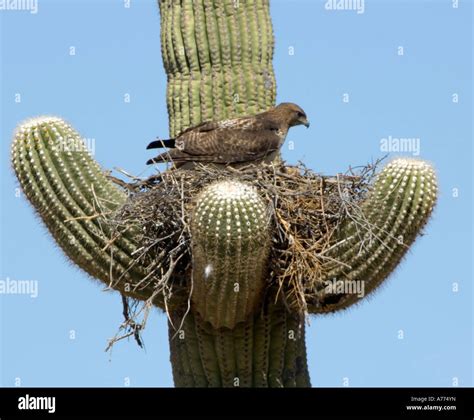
106,255 -> 184,352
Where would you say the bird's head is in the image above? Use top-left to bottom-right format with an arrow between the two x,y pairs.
275,102 -> 310,128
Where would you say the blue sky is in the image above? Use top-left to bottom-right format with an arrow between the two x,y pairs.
0,0 -> 472,387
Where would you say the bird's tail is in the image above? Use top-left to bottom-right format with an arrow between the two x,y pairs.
146,152 -> 170,165
146,138 -> 176,149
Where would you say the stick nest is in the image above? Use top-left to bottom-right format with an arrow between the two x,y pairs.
107,159 -> 383,330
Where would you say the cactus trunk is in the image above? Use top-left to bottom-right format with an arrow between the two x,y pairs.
158,0 -> 307,387
159,0 -> 276,137
169,299 -> 310,387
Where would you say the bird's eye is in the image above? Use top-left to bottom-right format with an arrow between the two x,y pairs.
297,111 -> 305,118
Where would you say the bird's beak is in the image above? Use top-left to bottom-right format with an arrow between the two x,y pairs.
303,119 -> 310,128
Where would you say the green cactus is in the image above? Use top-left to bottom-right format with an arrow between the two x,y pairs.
173,158 -> 437,387
10,0 -> 438,388
10,117 -> 164,305
191,180 -> 271,329
169,296 -> 310,387
159,0 -> 276,137
307,158 -> 438,313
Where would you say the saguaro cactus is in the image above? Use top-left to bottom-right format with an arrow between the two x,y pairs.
10,0 -> 437,387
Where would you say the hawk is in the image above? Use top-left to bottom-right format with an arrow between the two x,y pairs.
146,102 -> 309,167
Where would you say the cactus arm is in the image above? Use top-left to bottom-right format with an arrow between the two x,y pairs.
309,158 -> 438,313
11,117 -> 151,302
190,180 -> 271,329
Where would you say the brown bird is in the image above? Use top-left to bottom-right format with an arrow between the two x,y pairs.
146,102 -> 309,167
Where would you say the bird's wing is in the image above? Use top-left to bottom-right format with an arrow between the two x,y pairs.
177,120 -> 221,136
149,129 -> 281,164
177,114 -> 280,153
184,126 -> 281,158
177,114 -> 279,136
